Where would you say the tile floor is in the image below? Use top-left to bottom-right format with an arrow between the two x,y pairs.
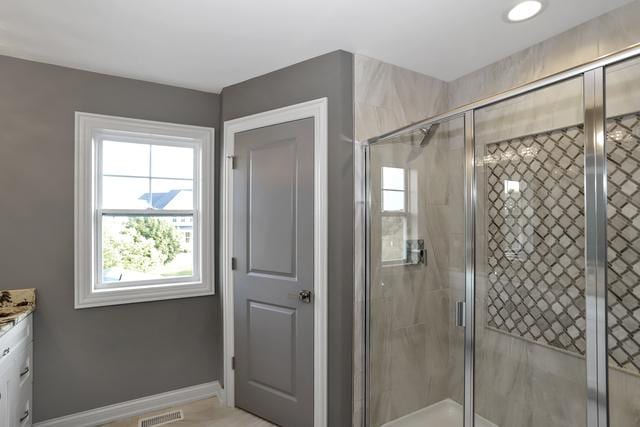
105,397 -> 275,427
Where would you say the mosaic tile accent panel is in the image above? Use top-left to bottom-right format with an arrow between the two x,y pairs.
606,113 -> 640,373
485,126 -> 587,356
485,114 -> 640,374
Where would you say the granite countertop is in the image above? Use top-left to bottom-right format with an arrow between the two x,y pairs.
0,289 -> 35,338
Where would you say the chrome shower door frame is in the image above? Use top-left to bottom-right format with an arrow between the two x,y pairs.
583,67 -> 609,427
363,139 -> 372,427
464,110 -> 476,427
362,42 -> 640,427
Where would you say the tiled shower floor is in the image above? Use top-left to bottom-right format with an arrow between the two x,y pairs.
382,399 -> 498,427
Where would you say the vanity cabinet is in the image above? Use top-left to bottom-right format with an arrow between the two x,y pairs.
0,315 -> 32,426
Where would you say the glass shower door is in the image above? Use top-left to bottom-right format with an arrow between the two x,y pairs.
367,116 -> 466,427
473,77 -> 587,427
605,56 -> 640,427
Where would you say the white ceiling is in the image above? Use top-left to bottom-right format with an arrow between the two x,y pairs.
0,0 -> 633,92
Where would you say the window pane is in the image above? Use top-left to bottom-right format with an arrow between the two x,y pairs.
101,215 -> 194,285
102,176 -> 151,209
381,216 -> 405,262
102,141 -> 150,177
151,145 -> 194,179
382,166 -> 405,190
150,179 -> 193,210
383,190 -> 404,211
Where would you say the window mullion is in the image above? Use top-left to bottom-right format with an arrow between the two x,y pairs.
98,208 -> 195,216
148,143 -> 153,208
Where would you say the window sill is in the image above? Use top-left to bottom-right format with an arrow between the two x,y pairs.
74,280 -> 214,309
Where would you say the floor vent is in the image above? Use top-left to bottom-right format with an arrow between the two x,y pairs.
138,409 -> 184,427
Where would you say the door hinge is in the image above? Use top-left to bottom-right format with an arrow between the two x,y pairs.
227,155 -> 236,169
231,257 -> 237,270
231,356 -> 235,370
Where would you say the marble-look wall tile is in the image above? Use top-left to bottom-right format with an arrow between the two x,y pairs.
354,54 -> 448,142
448,0 -> 640,110
595,1 -> 640,57
371,388 -> 393,427
473,324 -> 588,427
370,297 -> 393,386
354,54 -> 448,112
389,270 -> 433,329
446,148 -> 466,231
355,102 -> 406,143
474,77 -> 583,146
610,368 -> 640,426
386,290 -> 450,423
608,56 -> 640,117
388,324 -> 430,416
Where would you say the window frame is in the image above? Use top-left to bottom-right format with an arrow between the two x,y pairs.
95,134 -> 200,290
380,165 -> 409,266
75,112 -> 215,308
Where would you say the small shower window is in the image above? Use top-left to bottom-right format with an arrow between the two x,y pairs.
381,166 -> 408,265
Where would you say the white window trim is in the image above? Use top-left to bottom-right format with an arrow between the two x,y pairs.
75,112 -> 215,309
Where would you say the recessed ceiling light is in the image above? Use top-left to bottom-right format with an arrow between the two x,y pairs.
506,1 -> 544,23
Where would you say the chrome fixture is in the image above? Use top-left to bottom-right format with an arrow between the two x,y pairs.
418,122 -> 440,147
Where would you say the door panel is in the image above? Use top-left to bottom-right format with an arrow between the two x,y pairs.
247,301 -> 296,397
248,139 -> 297,277
234,118 -> 314,427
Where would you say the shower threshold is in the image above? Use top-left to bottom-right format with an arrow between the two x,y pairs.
382,399 -> 498,427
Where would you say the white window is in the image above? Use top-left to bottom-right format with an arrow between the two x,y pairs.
381,166 -> 408,265
75,113 -> 214,308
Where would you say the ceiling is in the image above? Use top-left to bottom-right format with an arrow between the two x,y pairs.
0,0 -> 633,92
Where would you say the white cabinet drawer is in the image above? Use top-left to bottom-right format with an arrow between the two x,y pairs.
0,317 -> 32,370
15,343 -> 32,387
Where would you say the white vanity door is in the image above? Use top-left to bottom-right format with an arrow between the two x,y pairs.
10,343 -> 32,426
0,359 -> 12,427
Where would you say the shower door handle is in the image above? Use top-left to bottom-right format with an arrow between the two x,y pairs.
456,301 -> 466,328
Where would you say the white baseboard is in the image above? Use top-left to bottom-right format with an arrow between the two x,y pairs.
35,381 -> 223,427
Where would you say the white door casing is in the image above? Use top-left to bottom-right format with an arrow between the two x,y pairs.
221,98 -> 328,427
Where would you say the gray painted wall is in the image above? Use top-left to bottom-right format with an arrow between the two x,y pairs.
221,50 -> 355,426
0,55 -> 222,422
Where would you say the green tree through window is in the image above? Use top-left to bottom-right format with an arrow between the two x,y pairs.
103,217 -> 182,273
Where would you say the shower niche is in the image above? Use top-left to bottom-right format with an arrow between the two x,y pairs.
363,49 -> 640,427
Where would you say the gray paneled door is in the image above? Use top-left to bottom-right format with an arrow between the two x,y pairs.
233,118 -> 315,426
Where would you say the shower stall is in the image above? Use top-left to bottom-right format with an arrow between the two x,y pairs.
361,44 -> 640,427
